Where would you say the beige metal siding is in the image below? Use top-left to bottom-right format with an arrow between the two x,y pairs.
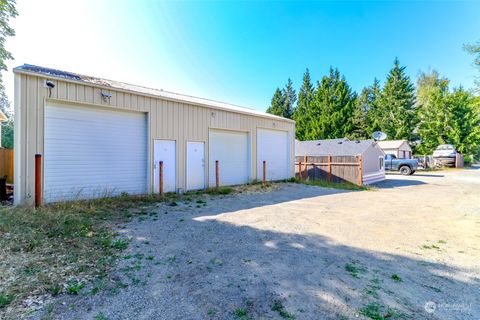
14,73 -> 295,205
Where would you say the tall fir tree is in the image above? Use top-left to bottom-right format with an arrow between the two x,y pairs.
266,88 -> 285,117
293,69 -> 314,140
377,58 -> 416,141
282,78 -> 296,119
416,70 -> 451,154
308,67 -> 356,139
351,78 -> 382,139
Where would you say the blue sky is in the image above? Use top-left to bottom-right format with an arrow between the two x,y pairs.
4,0 -> 480,112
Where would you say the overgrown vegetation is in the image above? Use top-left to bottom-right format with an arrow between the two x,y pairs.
0,194 -> 166,318
293,177 -> 374,191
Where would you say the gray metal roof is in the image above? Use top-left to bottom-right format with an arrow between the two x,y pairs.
14,64 -> 294,123
295,138 -> 377,156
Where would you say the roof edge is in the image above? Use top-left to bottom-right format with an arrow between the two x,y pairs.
13,65 -> 295,124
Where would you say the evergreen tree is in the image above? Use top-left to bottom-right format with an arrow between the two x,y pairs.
448,88 -> 480,160
464,40 -> 480,90
282,78 -> 296,119
377,58 -> 416,141
416,70 -> 451,154
351,78 -> 382,139
308,67 -> 356,139
293,69 -> 314,140
266,88 -> 285,117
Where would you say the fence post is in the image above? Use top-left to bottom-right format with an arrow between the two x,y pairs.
262,160 -> 266,187
159,161 -> 164,196
299,161 -> 303,180
358,155 -> 363,186
215,160 -> 219,191
303,155 -> 307,179
327,155 -> 332,182
35,154 -> 42,207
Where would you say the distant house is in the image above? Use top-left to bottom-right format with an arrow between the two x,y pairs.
295,139 -> 386,185
377,140 -> 412,159
0,110 -> 7,148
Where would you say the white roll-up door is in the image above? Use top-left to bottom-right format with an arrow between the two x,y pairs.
257,128 -> 290,181
209,130 -> 249,186
44,103 -> 147,202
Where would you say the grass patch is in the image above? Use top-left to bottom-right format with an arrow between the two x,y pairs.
421,244 -> 441,250
345,262 -> 366,278
234,308 -> 251,319
206,187 -> 233,195
271,301 -> 296,320
293,178 -> 373,191
359,303 -> 405,320
391,274 -> 402,282
0,194 -> 162,318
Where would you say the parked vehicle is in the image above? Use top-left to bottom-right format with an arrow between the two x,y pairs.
385,154 -> 418,175
433,144 -> 457,167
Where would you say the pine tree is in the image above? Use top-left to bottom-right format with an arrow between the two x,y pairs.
309,67 -> 356,139
416,70 -> 451,154
282,78 -> 296,119
448,88 -> 480,160
266,88 -> 285,117
351,78 -> 382,139
293,69 -> 314,140
377,58 -> 416,141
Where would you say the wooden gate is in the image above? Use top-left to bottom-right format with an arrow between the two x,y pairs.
0,148 -> 14,184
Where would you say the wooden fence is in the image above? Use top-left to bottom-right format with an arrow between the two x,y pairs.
0,148 -> 14,184
295,155 -> 363,186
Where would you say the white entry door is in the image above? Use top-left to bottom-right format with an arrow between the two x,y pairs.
154,140 -> 176,193
186,141 -> 205,190
257,128 -> 290,181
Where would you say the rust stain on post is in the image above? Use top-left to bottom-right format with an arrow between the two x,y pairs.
327,155 -> 332,182
262,160 -> 266,186
159,161 -> 164,196
35,154 -> 42,207
215,160 -> 219,190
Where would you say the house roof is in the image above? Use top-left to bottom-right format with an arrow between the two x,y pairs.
0,110 -> 7,122
295,139 -> 377,156
13,64 -> 294,123
377,140 -> 410,150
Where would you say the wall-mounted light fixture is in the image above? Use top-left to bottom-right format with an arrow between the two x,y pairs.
101,91 -> 112,103
44,80 -> 55,98
211,112 -> 216,118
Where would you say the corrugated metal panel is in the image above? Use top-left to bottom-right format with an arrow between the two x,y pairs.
44,103 -> 147,202
13,73 -> 295,205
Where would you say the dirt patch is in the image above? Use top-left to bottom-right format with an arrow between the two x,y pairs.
35,169 -> 480,319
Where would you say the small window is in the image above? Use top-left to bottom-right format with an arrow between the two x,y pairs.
379,157 -> 384,170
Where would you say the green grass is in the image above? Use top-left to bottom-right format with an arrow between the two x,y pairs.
391,274 -> 402,282
206,186 -> 233,195
271,301 -> 296,320
234,308 -> 251,319
0,294 -> 14,308
292,178 -> 374,191
345,262 -> 366,278
359,303 -> 406,320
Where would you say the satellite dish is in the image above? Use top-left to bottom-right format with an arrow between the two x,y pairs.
373,131 -> 387,141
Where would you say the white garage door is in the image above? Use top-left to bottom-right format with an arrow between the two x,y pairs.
44,103 -> 147,202
209,130 -> 249,186
257,128 -> 290,181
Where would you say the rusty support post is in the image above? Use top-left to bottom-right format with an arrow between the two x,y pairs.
299,161 -> 303,180
358,155 -> 363,186
35,154 -> 42,207
327,155 -> 332,182
303,155 -> 307,179
215,160 -> 219,191
262,160 -> 266,186
159,161 -> 164,196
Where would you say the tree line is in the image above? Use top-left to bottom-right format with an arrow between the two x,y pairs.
267,57 -> 480,161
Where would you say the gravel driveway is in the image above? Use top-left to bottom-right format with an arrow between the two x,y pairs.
40,167 -> 480,320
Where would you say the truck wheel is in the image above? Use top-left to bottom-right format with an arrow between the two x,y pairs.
409,170 -> 415,175
399,166 -> 412,175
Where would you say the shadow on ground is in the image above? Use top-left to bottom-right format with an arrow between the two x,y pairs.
37,184 -> 478,320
